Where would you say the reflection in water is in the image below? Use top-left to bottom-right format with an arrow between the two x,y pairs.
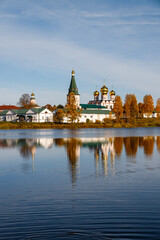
124,137 -> 139,158
0,136 -> 159,181
156,136 -> 160,152
55,138 -> 81,185
1,133 -> 160,240
114,137 -> 123,157
143,137 -> 155,157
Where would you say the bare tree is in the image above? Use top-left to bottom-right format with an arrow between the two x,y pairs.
18,93 -> 30,108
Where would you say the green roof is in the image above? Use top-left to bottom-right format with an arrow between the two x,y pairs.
0,110 -> 8,115
12,109 -> 20,114
81,109 -> 110,114
32,108 -> 45,113
68,75 -> 79,95
0,108 -> 47,116
80,104 -> 107,109
17,109 -> 29,115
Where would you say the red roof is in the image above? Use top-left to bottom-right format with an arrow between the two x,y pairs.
0,105 -> 21,110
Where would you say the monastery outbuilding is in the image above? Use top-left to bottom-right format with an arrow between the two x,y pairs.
0,93 -> 54,123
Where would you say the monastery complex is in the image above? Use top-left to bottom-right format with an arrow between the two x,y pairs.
0,70 -> 157,122
0,70 -> 116,123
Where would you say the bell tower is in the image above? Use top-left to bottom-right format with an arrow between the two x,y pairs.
67,70 -> 80,108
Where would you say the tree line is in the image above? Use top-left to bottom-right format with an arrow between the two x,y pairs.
113,94 -> 160,121
17,92 -> 160,123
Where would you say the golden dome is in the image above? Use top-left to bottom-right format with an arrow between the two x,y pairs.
31,93 -> 35,97
94,90 -> 99,96
110,90 -> 115,95
72,70 -> 75,75
100,85 -> 108,95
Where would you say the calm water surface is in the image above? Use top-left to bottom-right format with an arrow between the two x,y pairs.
0,128 -> 160,239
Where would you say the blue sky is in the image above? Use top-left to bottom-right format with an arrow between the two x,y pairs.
0,0 -> 160,106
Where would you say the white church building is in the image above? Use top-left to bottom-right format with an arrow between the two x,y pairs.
63,70 -> 115,123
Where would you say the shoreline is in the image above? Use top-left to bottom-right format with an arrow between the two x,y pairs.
0,118 -> 160,129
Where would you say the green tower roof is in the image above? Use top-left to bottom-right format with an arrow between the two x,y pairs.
68,70 -> 79,95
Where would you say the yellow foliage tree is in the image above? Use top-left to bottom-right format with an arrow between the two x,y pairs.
124,94 -> 138,119
138,102 -> 145,118
113,95 -> 123,121
65,92 -> 81,123
143,94 -> 154,117
54,109 -> 65,123
156,98 -> 160,118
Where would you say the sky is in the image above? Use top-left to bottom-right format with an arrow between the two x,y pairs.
0,0 -> 160,106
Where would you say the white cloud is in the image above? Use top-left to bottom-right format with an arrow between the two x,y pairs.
0,23 -> 159,96
0,0 -> 159,105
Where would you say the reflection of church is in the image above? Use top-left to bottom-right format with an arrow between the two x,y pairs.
1,136 -> 159,180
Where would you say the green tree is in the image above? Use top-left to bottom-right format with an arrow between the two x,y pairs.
143,94 -> 154,117
113,95 -> 123,122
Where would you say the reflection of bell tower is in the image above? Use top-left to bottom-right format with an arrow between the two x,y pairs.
66,138 -> 81,186
101,143 -> 109,176
94,147 -> 100,177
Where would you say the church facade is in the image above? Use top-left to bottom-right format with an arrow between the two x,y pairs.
64,70 -> 115,123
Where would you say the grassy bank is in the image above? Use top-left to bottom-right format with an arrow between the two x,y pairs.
0,118 -> 160,129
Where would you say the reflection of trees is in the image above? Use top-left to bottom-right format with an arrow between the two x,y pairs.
20,145 -> 32,158
54,138 -> 65,146
1,136 -> 160,177
139,137 -> 144,148
124,137 -> 139,158
156,137 -> 160,152
114,137 -> 123,157
0,139 -> 17,148
143,137 -> 155,157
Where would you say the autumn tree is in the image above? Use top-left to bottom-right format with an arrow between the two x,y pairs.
138,102 -> 145,118
143,94 -> 154,117
156,98 -> 160,118
124,94 -> 138,119
57,104 -> 64,109
18,93 -> 31,108
43,104 -> 57,111
65,92 -> 81,123
53,109 -> 65,123
124,94 -> 132,118
113,95 -> 123,121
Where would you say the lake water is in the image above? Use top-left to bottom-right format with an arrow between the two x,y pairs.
0,128 -> 160,239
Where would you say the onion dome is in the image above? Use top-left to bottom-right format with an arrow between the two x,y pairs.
72,70 -> 75,76
94,90 -> 99,96
110,90 -> 116,96
30,93 -> 35,99
100,85 -> 108,95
